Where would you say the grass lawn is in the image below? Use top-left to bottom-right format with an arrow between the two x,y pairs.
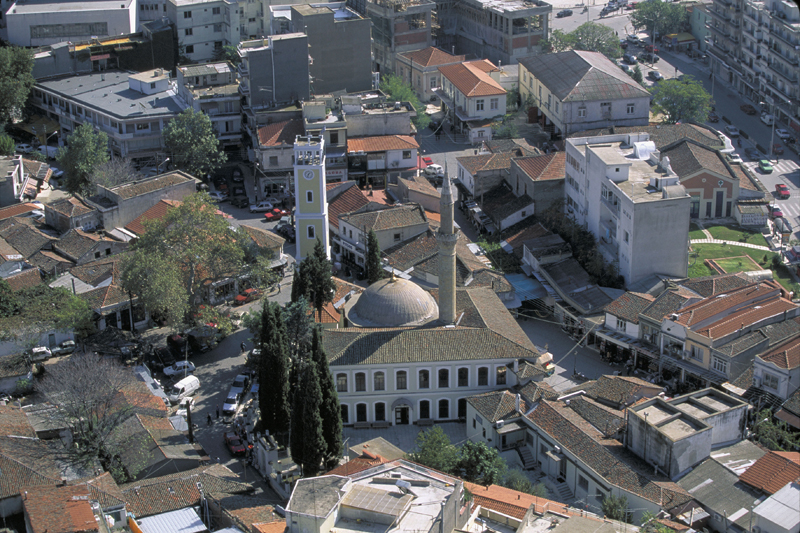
705,225 -> 769,247
689,223 -> 705,240
712,256 -> 763,274
688,243 -> 794,290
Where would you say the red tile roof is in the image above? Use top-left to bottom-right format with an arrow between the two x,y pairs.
514,152 -> 567,182
759,334 -> 800,369
124,199 -> 182,235
605,292 -> 655,324
253,521 -> 289,533
328,184 -> 369,229
0,405 -> 36,438
5,267 -> 42,292
347,135 -> 419,153
695,298 -> 797,339
438,60 -> 505,97
401,47 -> 465,67
327,451 -> 388,477
0,203 -> 39,221
464,482 -> 580,520
258,119 -> 304,147
738,450 -> 800,494
23,485 -> 99,533
674,281 -> 784,327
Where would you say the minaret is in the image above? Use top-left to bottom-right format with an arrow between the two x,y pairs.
437,166 -> 458,324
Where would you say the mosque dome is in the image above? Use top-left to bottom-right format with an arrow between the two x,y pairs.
347,276 -> 439,328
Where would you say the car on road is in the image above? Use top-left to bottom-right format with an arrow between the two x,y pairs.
151,346 -> 177,371
740,104 -> 758,115
626,34 -> 639,43
619,39 -> 628,49
424,163 -> 444,178
623,53 -> 638,64
707,111 -> 720,123
29,346 -> 51,362
728,153 -> 743,164
231,170 -> 244,183
222,392 -> 242,417
264,207 -> 290,221
647,71 -> 664,81
208,191 -> 228,202
49,166 -> 65,178
760,113 -> 774,126
230,196 -> 249,209
249,201 -> 274,213
163,361 -> 196,378
770,205 -> 784,219
15,143 -> 34,153
556,9 -> 573,17
640,52 -> 659,63
234,288 -> 261,305
776,183 -> 791,199
275,223 -> 295,243
224,431 -> 247,455
51,340 -> 76,356
724,125 -> 740,137
626,2 -> 637,9
644,44 -> 659,53
775,128 -> 791,141
229,374 -> 251,396
422,156 -> 433,166
759,159 -> 774,173
745,147 -> 761,159
620,64 -> 634,74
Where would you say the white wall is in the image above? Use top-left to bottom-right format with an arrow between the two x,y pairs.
6,2 -> 137,47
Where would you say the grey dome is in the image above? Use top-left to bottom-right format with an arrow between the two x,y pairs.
348,277 -> 439,327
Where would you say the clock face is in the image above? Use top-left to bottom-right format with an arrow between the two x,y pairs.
303,170 -> 315,180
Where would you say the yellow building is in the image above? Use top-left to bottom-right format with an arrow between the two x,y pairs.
294,134 -> 330,261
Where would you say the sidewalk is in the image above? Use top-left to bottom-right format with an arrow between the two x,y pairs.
689,238 -> 771,251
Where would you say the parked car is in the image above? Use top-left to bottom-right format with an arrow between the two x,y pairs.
626,2 -> 637,9
728,153 -> 743,164
775,183 -> 791,199
740,104 -> 757,115
163,361 -> 196,378
264,207 -> 289,221
707,111 -> 720,123
51,340 -> 76,356
620,39 -> 629,49
647,71 -> 664,81
208,191 -> 228,202
422,156 -> 433,166
232,169 -> 244,183
224,432 -> 247,455
620,64 -> 634,74
222,393 -> 242,417
15,143 -> 34,154
770,205 -> 784,219
249,201 -> 274,213
745,147 -> 761,159
644,44 -> 659,53
760,113 -> 774,125
229,374 -> 251,396
626,34 -> 640,43
230,196 -> 249,209
49,166 -> 65,178
424,164 -> 444,177
623,53 -> 638,64
38,146 -> 58,159
640,52 -> 659,63
724,125 -> 740,137
29,346 -> 51,362
758,159 -> 774,173
275,224 -> 295,243
151,346 -> 177,371
775,128 -> 791,141
234,288 -> 262,305
556,9 -> 573,17
773,143 -> 784,155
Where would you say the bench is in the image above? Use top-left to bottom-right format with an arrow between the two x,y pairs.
353,421 -> 371,429
371,421 -> 391,429
417,418 -> 435,426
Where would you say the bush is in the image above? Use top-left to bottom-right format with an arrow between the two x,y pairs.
0,134 -> 15,156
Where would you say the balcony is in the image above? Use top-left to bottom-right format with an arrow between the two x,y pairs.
710,8 -> 732,21
600,196 -> 620,218
598,236 -> 620,260
766,77 -> 797,100
769,45 -> 800,65
769,29 -> 800,51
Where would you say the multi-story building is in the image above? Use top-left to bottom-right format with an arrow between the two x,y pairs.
0,156 -> 27,207
565,133 -> 691,286
396,47 -> 465,103
176,62 -> 241,148
253,119 -> 304,199
437,59 -> 507,143
31,69 -> 187,162
346,134 -> 419,189
167,0 -> 237,63
688,2 -> 713,52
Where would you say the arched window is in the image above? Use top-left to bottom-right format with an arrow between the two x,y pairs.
458,398 -> 467,418
374,372 -> 385,391
356,403 -> 367,422
336,373 -> 347,393
458,367 -> 469,387
355,372 -> 366,391
419,370 -> 430,389
340,404 -> 349,424
375,403 -> 386,422
396,371 -> 407,390
438,368 -> 449,388
438,399 -> 449,419
420,400 -> 430,419
478,367 -> 489,386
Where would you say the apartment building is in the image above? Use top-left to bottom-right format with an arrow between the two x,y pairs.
710,0 -> 800,130
176,62 -> 241,148
166,0 -> 237,63
396,47 -> 465,102
437,59 -> 507,143
565,133 -> 691,286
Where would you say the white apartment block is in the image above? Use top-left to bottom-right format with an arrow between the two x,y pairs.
175,62 -> 241,147
565,133 -> 691,286
167,0 -> 238,62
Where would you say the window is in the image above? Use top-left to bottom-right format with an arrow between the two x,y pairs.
438,399 -> 449,419
307,226 -> 315,240
375,403 -> 386,421
578,475 -> 589,491
626,103 -> 635,115
306,191 -> 313,203
490,98 -> 498,110
419,370 -> 430,389
269,156 -> 278,166
496,367 -> 507,385
396,371 -> 407,390
763,373 -> 779,390
355,372 -> 366,391
601,102 -> 612,116
137,123 -> 149,130
578,107 -> 586,117
185,28 -> 193,36
555,101 -> 559,113
336,373 -> 347,392
341,405 -> 349,424
356,403 -> 367,422
184,10 -> 192,17
420,400 -> 430,419
624,231 -> 629,243
94,251 -> 101,259
547,94 -> 551,109
458,398 -> 467,418
476,99 -> 484,111
402,150 -> 411,159
212,6 -> 220,13
538,86 -> 542,99
478,367 -> 488,386
330,131 -> 339,144
712,357 -> 727,375
430,76 -> 437,88
374,372 -> 385,391
394,233 -> 401,242
690,346 -> 704,361
186,45 -> 194,54
438,369 -> 449,388
616,317 -> 625,331
458,367 -> 468,387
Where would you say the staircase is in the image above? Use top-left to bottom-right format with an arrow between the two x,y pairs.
516,446 -> 536,470
555,481 -> 573,502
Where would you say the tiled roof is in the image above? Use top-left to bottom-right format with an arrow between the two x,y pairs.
605,292 -> 655,324
456,152 -> 515,175
513,152 -> 566,182
516,380 -> 558,403
328,183 -> 370,230
0,404 -> 36,438
53,228 -> 107,261
518,51 -> 650,102
27,250 -> 74,275
111,414 -> 203,476
567,396 -> 625,437
0,353 -> 30,379
327,452 -> 389,477
258,119 -> 304,147
695,297 -> 797,340
110,172 -> 193,199
118,380 -> 169,418
571,375 -> 663,409
124,199 -> 181,236
120,464 -> 254,518
347,135 -> 419,153
678,273 -> 751,298
501,222 -> 552,258
759,334 -> 800,370
253,522 -> 289,533
438,60 -> 505,97
46,196 -> 95,217
569,124 -> 723,150
640,287 -> 698,322
660,139 -> 735,180
467,389 -> 526,423
68,255 -> 119,286
80,284 -> 128,311
240,224 -> 285,252
339,203 -> 427,232
781,387 -> 800,418
211,493 -> 282,533
23,484 -> 98,533
731,164 -> 759,192
527,401 -> 692,507
398,175 -> 439,196
481,184 -> 533,223
0,436 -> 61,499
464,482 -> 576,520
674,281 -> 783,327
0,235 -> 21,262
401,47 -> 464,67
0,220 -> 55,258
739,451 -> 800,495
0,202 -> 39,221
4,267 -> 43,292
484,139 -> 540,155
78,472 -> 126,510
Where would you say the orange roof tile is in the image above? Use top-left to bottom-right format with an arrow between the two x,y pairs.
0,203 -> 39,221
5,268 -> 42,292
257,119 -> 304,147
402,47 -> 465,67
695,298 -> 797,339
327,452 -> 388,477
253,521 -> 288,533
674,281 -> 784,327
347,135 -> 419,153
124,199 -> 182,236
328,184 -> 369,229
759,334 -> 800,370
438,60 -> 505,97
23,485 -> 99,533
463,482 -> 582,520
739,450 -> 800,494
514,152 -> 567,182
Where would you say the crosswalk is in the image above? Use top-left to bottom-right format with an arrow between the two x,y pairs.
743,159 -> 800,176
776,200 -> 800,220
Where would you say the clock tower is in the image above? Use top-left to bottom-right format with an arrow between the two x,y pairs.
293,134 -> 330,261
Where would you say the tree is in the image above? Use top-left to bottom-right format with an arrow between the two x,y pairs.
300,239 -> 336,318
650,77 -> 712,124
0,279 -> 19,318
121,193 -> 245,325
751,408 -> 800,451
0,46 -> 35,127
365,229 -> 384,284
632,65 -> 644,84
56,123 -> 110,196
631,1 -> 688,44
291,265 -> 308,304
260,302 -> 291,442
283,297 -> 313,363
163,108 -> 227,179
89,158 -> 141,189
542,29 -> 573,53
601,494 -> 630,522
542,23 -> 622,59
290,360 -> 325,476
0,134 -> 15,156
0,285 -> 94,344
311,327 -> 342,469
458,441 -> 507,485
212,44 -> 241,65
502,469 -> 546,496
36,352 -> 140,479
380,74 -> 431,130
408,426 -> 460,474
640,511 -> 672,533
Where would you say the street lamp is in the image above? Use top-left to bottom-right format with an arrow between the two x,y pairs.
157,157 -> 170,174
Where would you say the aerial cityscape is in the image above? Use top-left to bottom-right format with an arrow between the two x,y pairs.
0,0 -> 799,531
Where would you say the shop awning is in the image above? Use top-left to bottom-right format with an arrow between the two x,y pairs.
505,273 -> 548,301
665,33 -> 696,45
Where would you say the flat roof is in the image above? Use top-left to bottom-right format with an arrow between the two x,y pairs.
36,70 -> 186,120
8,0 -> 133,14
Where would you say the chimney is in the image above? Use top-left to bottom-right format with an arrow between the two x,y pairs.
515,393 -> 521,413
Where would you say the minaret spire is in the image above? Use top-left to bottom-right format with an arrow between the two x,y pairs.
437,164 -> 458,325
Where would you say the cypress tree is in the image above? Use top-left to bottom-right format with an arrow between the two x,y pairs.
311,326 -> 343,469
291,361 -> 325,476
365,229 -> 383,284
303,239 -> 336,318
260,302 -> 291,443
290,264 -> 307,303
257,299 -> 274,434
271,303 -> 291,440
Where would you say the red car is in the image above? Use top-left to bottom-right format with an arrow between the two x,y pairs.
708,111 -> 719,122
776,183 -> 791,199
422,156 -> 433,166
644,44 -> 659,53
264,208 -> 289,221
740,104 -> 757,115
224,432 -> 247,456
770,205 -> 784,219
234,288 -> 261,305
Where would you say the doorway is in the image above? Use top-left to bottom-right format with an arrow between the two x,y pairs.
395,406 -> 409,425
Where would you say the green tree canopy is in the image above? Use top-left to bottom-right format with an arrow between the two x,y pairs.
380,74 -> 431,130
751,408 -> 800,451
365,229 -> 384,284
601,494 -> 630,522
630,1 -> 688,43
632,65 -> 644,84
0,46 -> 35,127
650,76 -> 712,124
56,123 -> 110,196
212,45 -> 241,66
458,441 -> 507,486
300,239 -> 336,318
283,296 -> 312,363
408,426 -> 460,474
311,326 -> 342,469
290,360 -> 325,476
163,108 -> 227,179
542,23 -> 622,59
0,134 -> 15,156
260,302 -> 292,441
0,285 -> 94,343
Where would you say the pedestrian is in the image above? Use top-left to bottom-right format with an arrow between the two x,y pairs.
216,405 -> 220,419
207,413 -> 212,426
240,341 -> 246,353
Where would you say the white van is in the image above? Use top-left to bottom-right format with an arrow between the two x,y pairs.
168,375 -> 200,404
760,113 -> 774,125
